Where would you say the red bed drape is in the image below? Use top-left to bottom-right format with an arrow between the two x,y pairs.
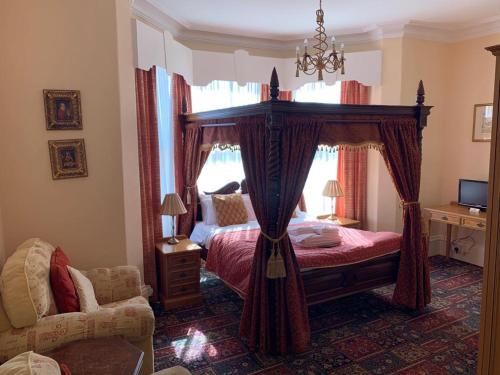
239,116 -> 321,354
380,118 -> 431,309
135,67 -> 161,300
173,74 -> 192,196
177,126 -> 211,236
336,81 -> 369,227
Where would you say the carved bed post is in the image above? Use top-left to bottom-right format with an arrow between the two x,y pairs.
265,68 -> 283,348
270,67 -> 280,102
415,80 -> 430,154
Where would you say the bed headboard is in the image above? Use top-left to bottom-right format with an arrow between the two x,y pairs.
196,181 -> 241,221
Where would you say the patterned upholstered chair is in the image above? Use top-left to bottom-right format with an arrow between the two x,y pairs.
0,238 -> 155,375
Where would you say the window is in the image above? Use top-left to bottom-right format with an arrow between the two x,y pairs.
156,67 -> 175,235
192,81 -> 261,113
194,81 -> 261,192
294,81 -> 341,216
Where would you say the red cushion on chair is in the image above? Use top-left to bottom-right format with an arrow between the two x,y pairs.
50,247 -> 80,313
59,363 -> 72,375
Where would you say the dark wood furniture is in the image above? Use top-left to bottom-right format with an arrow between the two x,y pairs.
196,180 -> 400,305
425,202 -> 487,258
43,338 -> 143,375
183,69 -> 430,307
316,214 -> 361,229
156,236 -> 203,310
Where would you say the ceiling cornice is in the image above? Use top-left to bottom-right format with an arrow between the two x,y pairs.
132,0 -> 500,50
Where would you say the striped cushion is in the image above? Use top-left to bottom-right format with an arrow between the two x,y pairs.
212,193 -> 248,227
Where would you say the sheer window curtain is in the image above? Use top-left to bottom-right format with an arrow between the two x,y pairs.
193,81 -> 261,193
156,67 -> 176,236
293,81 -> 341,216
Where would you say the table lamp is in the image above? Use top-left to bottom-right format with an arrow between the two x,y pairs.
322,180 -> 344,220
160,193 -> 187,244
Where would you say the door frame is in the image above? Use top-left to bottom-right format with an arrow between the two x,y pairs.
478,44 -> 500,375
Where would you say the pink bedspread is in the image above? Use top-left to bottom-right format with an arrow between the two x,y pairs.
205,223 -> 402,296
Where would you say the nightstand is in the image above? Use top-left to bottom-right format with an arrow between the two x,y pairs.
155,235 -> 202,310
316,214 -> 361,229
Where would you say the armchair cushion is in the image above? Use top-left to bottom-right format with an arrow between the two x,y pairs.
84,266 -> 141,305
50,248 -> 79,313
0,351 -> 61,375
0,296 -> 154,363
0,239 -> 56,329
67,267 -> 99,313
0,296 -> 12,333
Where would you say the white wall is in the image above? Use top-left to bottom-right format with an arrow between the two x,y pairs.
0,0 -> 132,269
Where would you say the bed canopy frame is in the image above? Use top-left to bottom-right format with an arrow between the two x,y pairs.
179,68 -> 432,355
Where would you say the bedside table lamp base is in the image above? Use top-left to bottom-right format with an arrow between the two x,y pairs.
167,215 -> 180,245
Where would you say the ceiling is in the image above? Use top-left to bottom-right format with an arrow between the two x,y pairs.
148,0 -> 500,40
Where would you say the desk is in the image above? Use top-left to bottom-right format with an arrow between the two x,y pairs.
424,204 -> 487,258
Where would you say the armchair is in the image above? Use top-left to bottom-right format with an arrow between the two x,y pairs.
0,238 -> 155,375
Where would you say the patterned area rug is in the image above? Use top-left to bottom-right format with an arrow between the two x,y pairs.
153,256 -> 481,374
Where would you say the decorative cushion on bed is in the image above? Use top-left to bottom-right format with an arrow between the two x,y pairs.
50,247 -> 80,313
212,193 -> 248,227
67,266 -> 99,313
199,194 -> 218,225
0,238 -> 56,329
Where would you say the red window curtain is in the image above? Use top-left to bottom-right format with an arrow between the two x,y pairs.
173,74 -> 192,196
239,116 -> 321,354
177,127 -> 211,236
380,119 -> 431,309
135,67 -> 161,300
336,81 -> 369,227
260,84 -> 293,102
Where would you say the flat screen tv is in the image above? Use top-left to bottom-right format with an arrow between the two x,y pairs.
458,179 -> 488,210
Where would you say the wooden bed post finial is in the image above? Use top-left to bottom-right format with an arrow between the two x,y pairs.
416,80 -> 425,105
182,96 -> 188,114
270,67 -> 280,101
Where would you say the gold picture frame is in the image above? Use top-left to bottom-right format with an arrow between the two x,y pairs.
472,103 -> 493,142
48,139 -> 88,180
43,89 -> 82,130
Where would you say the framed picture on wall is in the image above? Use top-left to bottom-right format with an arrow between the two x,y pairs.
473,103 -> 493,142
48,139 -> 88,180
43,89 -> 83,130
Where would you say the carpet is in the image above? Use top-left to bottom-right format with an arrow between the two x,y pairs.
153,256 -> 481,374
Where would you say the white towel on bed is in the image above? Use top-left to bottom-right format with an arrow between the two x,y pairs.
288,225 -> 341,248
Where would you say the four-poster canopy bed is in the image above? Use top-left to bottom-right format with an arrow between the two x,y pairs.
178,68 -> 432,355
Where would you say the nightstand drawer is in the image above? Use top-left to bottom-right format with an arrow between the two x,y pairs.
168,268 -> 199,285
167,282 -> 200,297
462,217 -> 487,231
168,253 -> 199,268
431,212 -> 460,225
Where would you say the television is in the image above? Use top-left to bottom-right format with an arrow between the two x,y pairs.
458,179 -> 488,210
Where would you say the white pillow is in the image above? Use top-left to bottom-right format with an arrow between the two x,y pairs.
199,194 -> 217,225
67,266 -> 99,313
241,194 -> 257,221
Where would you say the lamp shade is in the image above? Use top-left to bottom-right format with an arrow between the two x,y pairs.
160,193 -> 187,216
322,180 -> 344,198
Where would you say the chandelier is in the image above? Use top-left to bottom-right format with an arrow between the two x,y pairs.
295,0 -> 345,81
